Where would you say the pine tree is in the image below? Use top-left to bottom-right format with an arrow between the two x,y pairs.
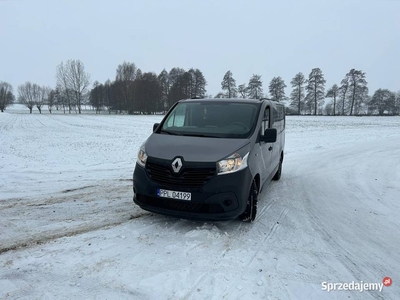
326,84 -> 340,116
289,73 -> 306,115
191,69 -> 207,98
135,72 -> 161,114
339,77 -> 349,115
214,92 -> 225,98
158,69 -> 170,110
345,69 -> 368,115
269,76 -> 286,102
221,70 -> 238,98
247,75 -> 263,99
115,61 -> 136,113
305,68 -> 326,115
238,84 -> 247,99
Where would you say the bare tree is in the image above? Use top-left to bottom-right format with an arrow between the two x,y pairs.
18,82 -> 41,113
54,85 -> 67,114
57,62 -> 73,113
56,59 -> 90,114
47,89 -> 56,113
116,61 -> 136,82
36,86 -> 49,114
0,82 -> 14,112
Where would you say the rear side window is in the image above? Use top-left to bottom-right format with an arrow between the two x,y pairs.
272,105 -> 285,133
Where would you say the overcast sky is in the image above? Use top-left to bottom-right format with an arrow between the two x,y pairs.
1,0 -> 399,97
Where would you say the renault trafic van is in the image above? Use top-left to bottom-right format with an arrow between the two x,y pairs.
133,98 -> 285,222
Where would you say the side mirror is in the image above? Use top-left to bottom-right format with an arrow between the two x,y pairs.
153,123 -> 160,132
261,128 -> 277,143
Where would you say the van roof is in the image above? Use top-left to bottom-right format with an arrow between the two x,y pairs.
180,98 -> 267,104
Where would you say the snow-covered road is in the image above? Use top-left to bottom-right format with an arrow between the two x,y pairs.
1,106 -> 399,299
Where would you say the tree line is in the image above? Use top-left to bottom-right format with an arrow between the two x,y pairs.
90,63 -> 207,114
1,60 -> 399,116
218,68 -> 399,116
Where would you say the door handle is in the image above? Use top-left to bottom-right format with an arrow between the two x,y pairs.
268,146 -> 273,151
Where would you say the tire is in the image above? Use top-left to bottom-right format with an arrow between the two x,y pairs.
272,156 -> 283,181
239,179 -> 258,222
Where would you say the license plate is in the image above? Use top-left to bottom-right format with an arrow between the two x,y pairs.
157,189 -> 191,201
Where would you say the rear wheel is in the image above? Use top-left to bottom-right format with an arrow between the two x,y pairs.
272,156 -> 283,181
240,179 -> 258,222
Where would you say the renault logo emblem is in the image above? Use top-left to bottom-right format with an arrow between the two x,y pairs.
172,157 -> 183,173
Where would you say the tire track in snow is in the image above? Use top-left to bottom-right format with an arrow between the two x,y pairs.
1,184 -> 105,209
0,113 -> 17,132
282,138 -> 400,299
181,273 -> 208,300
305,205 -> 386,300
34,114 -> 50,127
0,181 -> 149,254
222,206 -> 290,299
246,207 -> 289,268
256,193 -> 277,221
0,211 -> 150,255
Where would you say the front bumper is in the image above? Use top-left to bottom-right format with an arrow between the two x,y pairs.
133,163 -> 252,221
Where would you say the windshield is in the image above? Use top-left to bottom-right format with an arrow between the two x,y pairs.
160,101 -> 260,138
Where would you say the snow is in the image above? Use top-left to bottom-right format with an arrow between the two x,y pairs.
1,104 -> 399,299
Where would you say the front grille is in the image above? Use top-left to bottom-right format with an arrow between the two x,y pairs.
146,158 -> 216,188
137,194 -> 224,214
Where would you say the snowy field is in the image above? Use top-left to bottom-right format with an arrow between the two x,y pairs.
1,105 -> 399,299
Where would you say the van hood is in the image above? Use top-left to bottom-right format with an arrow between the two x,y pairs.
145,133 -> 250,162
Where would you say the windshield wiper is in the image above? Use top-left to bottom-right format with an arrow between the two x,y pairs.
180,133 -> 222,138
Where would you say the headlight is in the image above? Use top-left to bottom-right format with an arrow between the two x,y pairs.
217,152 -> 248,175
137,144 -> 148,167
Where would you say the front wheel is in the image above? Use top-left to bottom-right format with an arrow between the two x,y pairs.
239,179 -> 258,222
